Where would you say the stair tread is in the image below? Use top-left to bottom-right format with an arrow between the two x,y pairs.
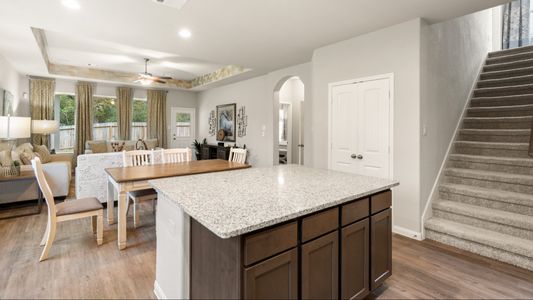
460,129 -> 530,134
455,141 -> 528,148
475,83 -> 533,91
433,200 -> 533,230
486,50 -> 533,62
478,73 -> 533,84
468,103 -> 533,111
489,45 -> 533,57
425,218 -> 533,258
481,66 -> 533,77
446,167 -> 533,181
449,153 -> 533,163
464,116 -> 533,121
472,93 -> 533,100
484,58 -> 533,69
440,183 -> 533,205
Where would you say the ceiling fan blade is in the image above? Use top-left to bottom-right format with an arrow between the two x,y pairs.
153,79 -> 167,84
157,76 -> 173,80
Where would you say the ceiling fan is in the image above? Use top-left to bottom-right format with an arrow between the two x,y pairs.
134,58 -> 172,85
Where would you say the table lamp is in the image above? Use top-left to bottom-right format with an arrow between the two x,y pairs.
0,115 -> 32,140
32,119 -> 60,150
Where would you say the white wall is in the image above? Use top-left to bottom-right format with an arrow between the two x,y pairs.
197,62 -> 312,167
420,9 -> 495,223
312,19 -> 423,236
0,55 -> 24,116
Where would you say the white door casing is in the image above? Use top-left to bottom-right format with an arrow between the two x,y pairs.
329,74 -> 393,179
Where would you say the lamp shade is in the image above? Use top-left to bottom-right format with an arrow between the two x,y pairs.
32,120 -> 59,135
0,115 -> 32,139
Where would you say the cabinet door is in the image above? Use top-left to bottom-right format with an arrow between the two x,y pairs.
302,231 -> 339,299
370,208 -> 392,290
341,218 -> 369,300
243,248 -> 298,299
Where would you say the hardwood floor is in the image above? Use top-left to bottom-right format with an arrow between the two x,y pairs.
1,202 -> 533,299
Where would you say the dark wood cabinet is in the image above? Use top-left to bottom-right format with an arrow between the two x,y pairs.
190,190 -> 393,299
243,248 -> 298,299
341,218 -> 370,300
301,231 -> 339,299
200,144 -> 231,160
370,208 -> 392,290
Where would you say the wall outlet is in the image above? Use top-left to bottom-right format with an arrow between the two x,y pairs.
422,124 -> 428,136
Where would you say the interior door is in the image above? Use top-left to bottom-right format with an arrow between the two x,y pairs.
170,107 -> 195,149
330,78 -> 390,179
331,84 -> 358,173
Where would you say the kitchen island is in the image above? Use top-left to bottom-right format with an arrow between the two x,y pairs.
150,165 -> 399,299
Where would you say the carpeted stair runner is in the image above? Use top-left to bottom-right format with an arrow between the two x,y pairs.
425,45 -> 533,271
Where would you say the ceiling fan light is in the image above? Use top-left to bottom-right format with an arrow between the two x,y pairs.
138,78 -> 153,86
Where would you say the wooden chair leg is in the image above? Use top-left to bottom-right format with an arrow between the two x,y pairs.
96,211 -> 103,246
133,199 -> 139,228
91,216 -> 97,234
40,221 -> 49,246
39,221 -> 57,262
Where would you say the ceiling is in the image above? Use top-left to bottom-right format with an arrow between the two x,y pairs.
0,0 -> 509,90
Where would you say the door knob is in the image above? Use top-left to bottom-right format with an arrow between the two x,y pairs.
357,155 -> 363,160
350,154 -> 357,159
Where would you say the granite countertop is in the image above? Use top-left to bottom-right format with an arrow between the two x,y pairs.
149,165 -> 399,239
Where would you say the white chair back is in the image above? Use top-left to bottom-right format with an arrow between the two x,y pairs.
31,157 -> 57,215
229,148 -> 247,164
161,148 -> 192,163
123,150 -> 155,167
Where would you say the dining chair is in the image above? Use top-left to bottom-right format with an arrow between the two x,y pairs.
161,148 -> 192,163
122,150 -> 157,228
229,147 -> 247,164
31,157 -> 103,262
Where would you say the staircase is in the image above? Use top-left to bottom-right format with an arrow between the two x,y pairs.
425,45 -> 533,271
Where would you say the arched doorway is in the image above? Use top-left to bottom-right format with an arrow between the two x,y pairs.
273,76 -> 305,165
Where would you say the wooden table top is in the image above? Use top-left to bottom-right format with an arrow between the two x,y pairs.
105,159 -> 251,183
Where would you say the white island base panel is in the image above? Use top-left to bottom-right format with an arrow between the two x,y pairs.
154,193 -> 190,299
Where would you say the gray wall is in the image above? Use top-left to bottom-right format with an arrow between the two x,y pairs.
420,9 -> 495,219
311,19 -> 423,235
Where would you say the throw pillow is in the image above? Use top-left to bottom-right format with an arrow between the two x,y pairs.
145,139 -> 158,150
15,143 -> 33,155
19,151 -> 36,165
88,141 -> 108,154
34,145 -> 52,163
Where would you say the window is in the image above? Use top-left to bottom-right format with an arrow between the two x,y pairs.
54,94 -> 76,152
132,99 -> 148,140
93,96 -> 118,141
175,112 -> 192,137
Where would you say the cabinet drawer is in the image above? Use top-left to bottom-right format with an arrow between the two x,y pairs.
243,248 -> 298,299
302,207 -> 339,243
341,198 -> 369,226
371,190 -> 391,215
244,221 -> 297,266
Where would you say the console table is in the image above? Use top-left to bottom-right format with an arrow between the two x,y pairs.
200,144 -> 231,160
0,171 -> 43,219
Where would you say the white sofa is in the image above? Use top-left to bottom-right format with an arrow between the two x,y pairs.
0,153 -> 73,204
76,151 -> 162,203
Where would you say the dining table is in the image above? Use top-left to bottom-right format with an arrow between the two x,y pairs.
105,159 -> 250,250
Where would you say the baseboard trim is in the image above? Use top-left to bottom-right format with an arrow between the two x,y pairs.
393,225 -> 422,241
153,280 -> 167,300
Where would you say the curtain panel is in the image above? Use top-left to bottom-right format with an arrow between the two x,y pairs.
116,87 -> 133,140
503,0 -> 531,49
147,89 -> 167,148
75,82 -> 94,156
29,78 -> 55,146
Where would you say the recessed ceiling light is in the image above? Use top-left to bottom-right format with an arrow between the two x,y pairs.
62,0 -> 81,10
178,29 -> 192,39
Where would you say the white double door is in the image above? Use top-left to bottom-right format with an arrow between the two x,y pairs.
330,77 -> 391,179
